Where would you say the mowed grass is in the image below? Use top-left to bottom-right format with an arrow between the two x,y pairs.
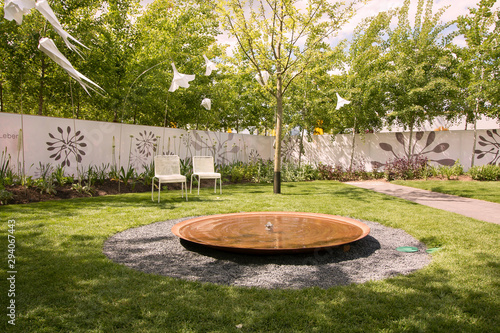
392,180 -> 500,204
0,181 -> 498,332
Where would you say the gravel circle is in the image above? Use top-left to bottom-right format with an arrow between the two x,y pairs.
103,216 -> 431,289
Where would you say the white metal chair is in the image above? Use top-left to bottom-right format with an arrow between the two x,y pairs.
190,156 -> 222,195
152,155 -> 187,202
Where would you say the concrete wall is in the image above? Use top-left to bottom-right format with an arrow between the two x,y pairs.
286,129 -> 500,171
0,113 -> 273,177
1,112 -> 499,177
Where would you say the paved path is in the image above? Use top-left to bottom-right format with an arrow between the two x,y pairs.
345,181 -> 500,225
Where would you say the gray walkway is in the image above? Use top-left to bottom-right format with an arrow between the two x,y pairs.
345,181 -> 500,225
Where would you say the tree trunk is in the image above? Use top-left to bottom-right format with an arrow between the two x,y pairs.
298,127 -> 305,168
408,117 -> 415,160
273,73 -> 283,194
349,116 -> 357,170
408,127 -> 413,160
163,96 -> 169,127
38,57 -> 46,116
471,67 -> 484,168
471,109 -> 478,168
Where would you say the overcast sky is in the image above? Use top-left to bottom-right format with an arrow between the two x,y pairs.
140,0 -> 498,50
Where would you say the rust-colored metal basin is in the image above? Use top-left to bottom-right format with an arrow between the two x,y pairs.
171,212 -> 370,254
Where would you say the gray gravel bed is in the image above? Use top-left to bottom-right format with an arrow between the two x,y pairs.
103,217 -> 431,289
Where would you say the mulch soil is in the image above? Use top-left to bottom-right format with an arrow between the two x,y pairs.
4,180 -> 154,205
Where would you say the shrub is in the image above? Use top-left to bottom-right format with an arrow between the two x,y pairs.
0,187 -> 13,204
317,163 -> 342,181
438,160 -> 464,180
384,156 -> 429,180
468,164 -> 500,181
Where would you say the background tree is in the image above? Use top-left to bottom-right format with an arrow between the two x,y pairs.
454,0 -> 500,166
381,0 -> 460,160
219,0 -> 361,193
0,0 -> 108,118
130,0 -> 221,128
328,11 -> 394,169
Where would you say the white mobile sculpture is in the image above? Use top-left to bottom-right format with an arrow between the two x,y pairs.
168,62 -> 196,92
203,54 -> 217,76
201,98 -> 211,110
3,0 -> 103,94
335,93 -> 351,110
38,38 -> 103,95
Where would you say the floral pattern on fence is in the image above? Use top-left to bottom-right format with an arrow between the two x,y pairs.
128,131 -> 158,169
135,131 -> 157,158
371,131 -> 456,169
475,129 -> 500,165
191,132 -> 242,165
46,126 -> 87,167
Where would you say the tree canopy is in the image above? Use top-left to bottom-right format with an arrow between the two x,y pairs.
0,0 -> 498,138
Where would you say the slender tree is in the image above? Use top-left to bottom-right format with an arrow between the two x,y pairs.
131,0 -> 221,127
218,0 -> 361,193
328,11 -> 394,169
382,0 -> 460,159
454,0 -> 499,167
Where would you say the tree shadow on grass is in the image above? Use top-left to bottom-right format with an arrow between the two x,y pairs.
11,220 -> 498,332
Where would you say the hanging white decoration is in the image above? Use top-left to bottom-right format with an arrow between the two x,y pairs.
4,0 -> 103,95
335,93 -> 351,110
168,63 -> 196,92
255,70 -> 269,86
201,98 -> 211,110
203,55 -> 217,76
35,0 -> 88,55
3,0 -> 35,25
38,38 -> 103,95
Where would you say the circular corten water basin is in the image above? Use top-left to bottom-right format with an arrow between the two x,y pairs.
171,212 -> 370,254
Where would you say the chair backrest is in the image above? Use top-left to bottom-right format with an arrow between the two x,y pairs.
154,155 -> 181,176
193,156 -> 215,174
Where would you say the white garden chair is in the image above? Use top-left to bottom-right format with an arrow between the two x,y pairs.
190,156 -> 222,195
152,155 -> 187,202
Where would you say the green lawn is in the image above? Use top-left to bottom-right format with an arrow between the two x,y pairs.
1,181 -> 498,332
392,180 -> 500,204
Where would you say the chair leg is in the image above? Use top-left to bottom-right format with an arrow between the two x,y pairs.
214,179 -> 217,193
219,178 -> 222,194
198,175 -> 200,195
158,181 -> 161,203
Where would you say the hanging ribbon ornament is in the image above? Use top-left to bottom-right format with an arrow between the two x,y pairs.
168,63 -> 196,92
4,0 -> 87,54
201,98 -> 211,110
3,0 -> 103,95
3,0 -> 34,24
335,93 -> 351,110
203,55 -> 217,76
38,38 -> 103,95
35,0 -> 88,56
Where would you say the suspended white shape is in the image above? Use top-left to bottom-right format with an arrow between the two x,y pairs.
168,62 -> 196,92
201,98 -> 211,110
335,93 -> 351,110
35,0 -> 88,55
255,70 -> 269,86
203,54 -> 217,76
38,38 -> 103,95
3,0 -> 35,25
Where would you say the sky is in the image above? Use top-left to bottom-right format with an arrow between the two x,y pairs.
140,0 -> 498,51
